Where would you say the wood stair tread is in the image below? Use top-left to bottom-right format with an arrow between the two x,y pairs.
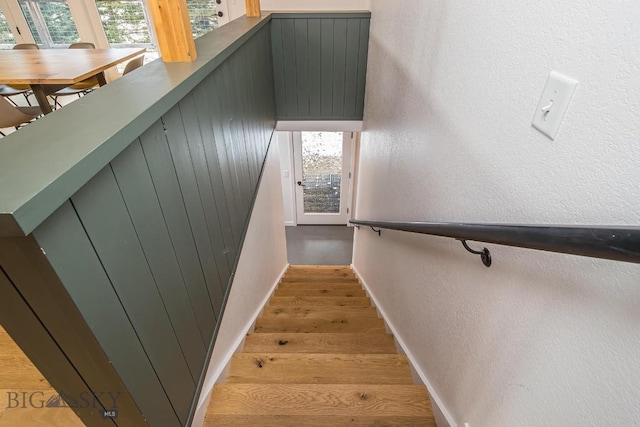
207,384 -> 433,417
227,353 -> 413,384
262,306 -> 379,318
203,414 -> 435,427
281,277 -> 358,283
273,288 -> 366,298
287,265 -> 352,271
242,333 -> 397,353
254,317 -> 387,334
268,296 -> 372,307
277,282 -> 362,290
206,265 -> 434,427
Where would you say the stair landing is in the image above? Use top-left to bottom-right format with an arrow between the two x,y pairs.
205,265 -> 435,426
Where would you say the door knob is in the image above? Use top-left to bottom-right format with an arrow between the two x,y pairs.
297,181 -> 305,187
217,11 -> 224,17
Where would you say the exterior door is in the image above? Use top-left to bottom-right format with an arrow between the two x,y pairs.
293,131 -> 353,225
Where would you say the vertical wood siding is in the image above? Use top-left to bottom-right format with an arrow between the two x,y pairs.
28,24 -> 276,427
271,15 -> 370,120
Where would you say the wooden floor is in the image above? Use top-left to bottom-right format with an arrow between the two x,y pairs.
0,326 -> 83,426
206,265 -> 435,426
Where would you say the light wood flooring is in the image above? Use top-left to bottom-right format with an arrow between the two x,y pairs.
205,265 -> 435,426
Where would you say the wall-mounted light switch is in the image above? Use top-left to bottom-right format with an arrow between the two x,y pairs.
283,170 -> 290,178
531,71 -> 578,140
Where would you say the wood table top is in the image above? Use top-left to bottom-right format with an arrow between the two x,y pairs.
0,48 -> 146,85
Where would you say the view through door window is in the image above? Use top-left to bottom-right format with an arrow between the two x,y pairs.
187,0 -> 218,38
0,10 -> 16,49
301,132 -> 343,214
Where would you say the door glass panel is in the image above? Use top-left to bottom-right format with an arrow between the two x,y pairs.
301,132 -> 343,214
0,10 -> 16,49
187,0 -> 218,38
19,0 -> 79,47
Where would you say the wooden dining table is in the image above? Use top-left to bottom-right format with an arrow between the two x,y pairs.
0,47 -> 146,114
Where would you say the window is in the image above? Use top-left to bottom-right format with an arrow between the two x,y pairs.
19,0 -> 79,47
3,0 -> 218,54
0,10 -> 16,48
95,0 -> 152,47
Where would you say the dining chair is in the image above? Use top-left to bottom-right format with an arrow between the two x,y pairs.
0,84 -> 32,107
0,96 -> 43,136
69,42 -> 96,49
51,42 -> 100,107
2,44 -> 40,106
13,43 -> 39,50
122,56 -> 145,76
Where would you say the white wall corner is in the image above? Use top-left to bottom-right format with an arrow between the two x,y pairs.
191,262 -> 289,426
351,263 -> 458,427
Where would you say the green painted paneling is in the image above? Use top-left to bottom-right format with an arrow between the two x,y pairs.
179,94 -> 233,281
307,18 -> 322,117
138,120 -> 217,343
32,201 -> 181,427
164,104 -> 225,316
0,269 -> 119,427
271,14 -> 371,120
356,18 -> 371,118
192,86 -> 237,266
27,21 -> 276,427
70,166 -> 196,423
320,18 -> 335,116
0,16 -> 272,237
110,140 -> 207,382
294,18 -> 310,117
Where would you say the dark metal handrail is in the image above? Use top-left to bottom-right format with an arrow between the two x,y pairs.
350,219 -> 640,266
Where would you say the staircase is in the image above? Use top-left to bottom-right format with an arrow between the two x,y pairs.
205,265 -> 435,426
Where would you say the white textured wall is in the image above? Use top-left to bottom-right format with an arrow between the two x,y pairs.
225,0 -> 370,20
354,1 -> 640,426
193,140 -> 288,423
262,0 -> 370,11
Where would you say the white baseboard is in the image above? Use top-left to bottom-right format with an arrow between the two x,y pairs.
284,220 -> 296,226
351,264 -> 457,427
191,263 -> 290,426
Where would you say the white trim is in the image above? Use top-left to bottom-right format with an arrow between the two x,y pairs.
347,132 -> 356,222
215,0 -> 231,26
284,220 -> 296,226
191,263 -> 290,425
276,120 -> 363,132
293,131 -> 352,225
287,132 -> 297,226
351,263 -> 458,427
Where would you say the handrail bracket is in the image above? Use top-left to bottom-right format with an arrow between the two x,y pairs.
459,240 -> 492,267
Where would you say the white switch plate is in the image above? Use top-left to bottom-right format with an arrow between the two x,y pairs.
283,170 -> 290,178
531,71 -> 578,140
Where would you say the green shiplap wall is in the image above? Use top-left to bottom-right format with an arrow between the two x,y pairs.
30,23 -> 275,427
271,14 -> 371,120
